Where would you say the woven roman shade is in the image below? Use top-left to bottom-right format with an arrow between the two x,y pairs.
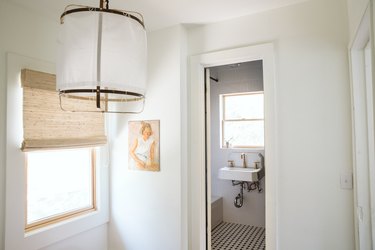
21,69 -> 107,151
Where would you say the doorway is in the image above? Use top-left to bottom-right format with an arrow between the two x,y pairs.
205,61 -> 266,250
189,43 -> 277,250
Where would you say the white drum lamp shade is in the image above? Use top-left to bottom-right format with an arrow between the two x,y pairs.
57,3 -> 147,113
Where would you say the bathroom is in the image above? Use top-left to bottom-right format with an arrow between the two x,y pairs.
207,61 -> 266,250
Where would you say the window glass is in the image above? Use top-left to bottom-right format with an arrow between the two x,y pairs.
222,92 -> 264,148
224,93 -> 264,120
26,148 -> 95,228
223,121 -> 264,148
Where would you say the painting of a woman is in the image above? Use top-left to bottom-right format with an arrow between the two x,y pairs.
129,120 -> 160,171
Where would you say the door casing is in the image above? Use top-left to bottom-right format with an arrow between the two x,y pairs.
189,43 -> 278,250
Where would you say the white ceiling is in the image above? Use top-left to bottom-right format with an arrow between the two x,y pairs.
7,0 -> 308,31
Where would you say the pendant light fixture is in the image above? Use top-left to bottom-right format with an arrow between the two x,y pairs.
57,0 -> 147,113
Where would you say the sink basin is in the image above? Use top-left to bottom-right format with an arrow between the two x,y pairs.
218,166 -> 263,182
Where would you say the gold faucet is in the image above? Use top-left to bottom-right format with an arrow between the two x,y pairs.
240,153 -> 247,168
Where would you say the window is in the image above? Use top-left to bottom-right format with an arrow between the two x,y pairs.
25,148 -> 96,232
19,68 -> 105,232
5,55 -> 108,250
221,92 -> 264,148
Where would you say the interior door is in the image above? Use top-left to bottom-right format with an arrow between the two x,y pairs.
205,67 -> 212,250
364,40 -> 375,247
351,38 -> 374,249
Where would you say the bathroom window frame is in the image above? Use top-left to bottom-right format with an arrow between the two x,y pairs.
221,91 -> 264,149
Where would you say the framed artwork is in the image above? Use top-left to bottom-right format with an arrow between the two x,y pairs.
128,120 -> 160,171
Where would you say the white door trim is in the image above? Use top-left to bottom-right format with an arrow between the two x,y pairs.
189,43 -> 278,250
349,5 -> 374,250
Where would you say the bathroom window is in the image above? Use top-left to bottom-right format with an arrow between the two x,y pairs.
221,92 -> 264,148
25,148 -> 96,232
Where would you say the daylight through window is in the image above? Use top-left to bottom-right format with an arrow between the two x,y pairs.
221,92 -> 264,148
25,148 -> 96,231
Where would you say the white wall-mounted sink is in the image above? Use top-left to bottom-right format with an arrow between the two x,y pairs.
218,166 -> 263,182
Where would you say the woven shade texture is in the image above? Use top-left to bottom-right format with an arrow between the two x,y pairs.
21,69 -> 107,151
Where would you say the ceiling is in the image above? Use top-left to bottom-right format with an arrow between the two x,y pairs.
7,0 -> 309,31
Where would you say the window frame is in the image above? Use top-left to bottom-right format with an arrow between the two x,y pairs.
221,91 -> 265,149
24,148 -> 97,232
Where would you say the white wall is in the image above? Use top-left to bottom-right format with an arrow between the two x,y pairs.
108,25 -> 187,250
209,61 -> 265,227
0,1 -> 108,249
0,2 -> 6,248
40,226 -> 107,250
188,0 -> 354,249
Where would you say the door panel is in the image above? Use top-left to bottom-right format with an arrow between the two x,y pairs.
351,40 -> 374,250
